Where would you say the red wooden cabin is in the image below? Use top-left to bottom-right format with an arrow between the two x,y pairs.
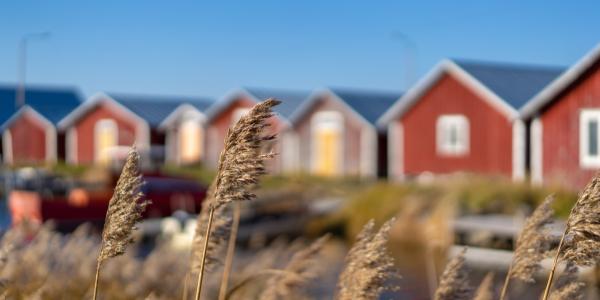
0,86 -> 81,164
521,44 -> 600,189
204,87 -> 308,173
379,59 -> 563,181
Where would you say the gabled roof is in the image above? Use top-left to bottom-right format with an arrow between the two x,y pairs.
206,87 -> 310,123
521,43 -> 600,119
329,88 -> 401,125
289,87 -> 402,128
454,59 -> 564,110
378,59 -> 564,127
110,94 -> 213,127
0,85 -> 82,127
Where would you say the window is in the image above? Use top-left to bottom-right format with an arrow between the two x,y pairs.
436,115 -> 469,156
179,119 -> 203,164
580,109 -> 600,168
94,119 -> 118,164
232,108 -> 251,125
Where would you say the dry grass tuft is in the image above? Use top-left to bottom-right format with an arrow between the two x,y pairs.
473,273 -> 494,300
510,195 -> 555,283
500,196 -> 555,300
336,218 -> 400,300
561,174 -> 600,266
548,263 -> 584,300
212,98 -> 279,210
543,174 -> 600,300
98,147 -> 149,263
190,201 -> 232,273
434,248 -> 472,300
261,234 -> 330,300
191,99 -> 279,299
94,147 -> 150,300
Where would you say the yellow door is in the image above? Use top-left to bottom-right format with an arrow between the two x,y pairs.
313,112 -> 342,176
179,120 -> 202,164
95,119 -> 117,165
315,128 -> 340,176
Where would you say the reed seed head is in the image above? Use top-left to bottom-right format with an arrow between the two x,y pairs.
336,218 -> 400,300
562,174 -> 600,266
98,147 -> 150,263
510,195 -> 555,283
434,248 -> 472,300
261,235 -> 330,300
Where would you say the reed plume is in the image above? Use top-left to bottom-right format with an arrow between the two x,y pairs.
473,273 -> 494,300
193,99 -> 279,300
93,147 -> 150,300
500,195 -> 555,300
336,218 -> 400,300
434,248 -> 472,300
548,263 -> 584,300
543,174 -> 600,300
261,234 -> 330,300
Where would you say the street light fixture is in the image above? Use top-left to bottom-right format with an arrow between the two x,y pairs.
15,31 -> 52,109
391,31 -> 417,91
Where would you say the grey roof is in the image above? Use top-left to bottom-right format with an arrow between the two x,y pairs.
330,88 -> 402,125
454,59 -> 565,109
207,87 -> 310,122
0,85 -> 82,126
110,94 -> 213,127
244,87 -> 310,119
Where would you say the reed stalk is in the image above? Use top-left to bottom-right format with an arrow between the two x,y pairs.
93,147 -> 149,300
194,206 -> 215,300
218,202 -> 241,300
541,232 -> 566,300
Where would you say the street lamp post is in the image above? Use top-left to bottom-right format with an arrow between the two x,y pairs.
15,31 -> 51,109
391,32 -> 417,91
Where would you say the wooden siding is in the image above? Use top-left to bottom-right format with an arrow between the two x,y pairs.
293,95 -> 365,176
73,101 -> 138,164
540,60 -> 600,189
7,111 -> 47,164
394,73 -> 513,177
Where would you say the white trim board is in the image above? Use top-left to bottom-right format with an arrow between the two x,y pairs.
289,88 -> 378,131
377,59 -> 519,128
521,43 -> 600,119
158,103 -> 207,131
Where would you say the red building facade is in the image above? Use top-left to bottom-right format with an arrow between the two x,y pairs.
522,44 -> 600,189
58,93 -> 150,165
380,59 -> 562,181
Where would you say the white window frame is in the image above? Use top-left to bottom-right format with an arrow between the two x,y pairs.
436,114 -> 469,156
579,109 -> 600,168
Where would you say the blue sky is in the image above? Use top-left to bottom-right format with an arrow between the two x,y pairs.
1,1 -> 599,100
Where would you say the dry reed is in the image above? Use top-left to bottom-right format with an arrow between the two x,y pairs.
93,147 -> 150,300
499,195 -> 555,300
192,99 -> 279,300
336,218 -> 400,300
543,174 -> 600,300
261,234 -> 330,300
218,202 -> 241,300
473,273 -> 494,300
548,262 -> 584,300
433,248 -> 471,300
